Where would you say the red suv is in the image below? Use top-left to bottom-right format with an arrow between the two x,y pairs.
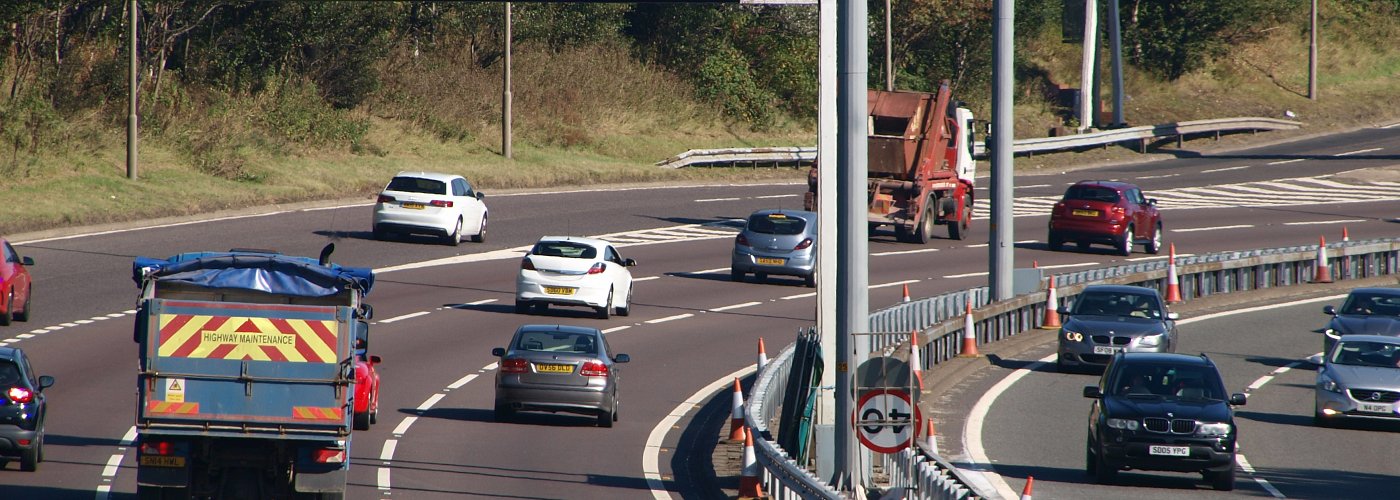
1048,181 -> 1162,256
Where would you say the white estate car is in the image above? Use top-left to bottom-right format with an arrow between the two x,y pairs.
372,171 -> 487,246
516,236 -> 636,319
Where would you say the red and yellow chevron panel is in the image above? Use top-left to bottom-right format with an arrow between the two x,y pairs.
157,313 -> 339,363
292,406 -> 344,421
147,401 -> 200,415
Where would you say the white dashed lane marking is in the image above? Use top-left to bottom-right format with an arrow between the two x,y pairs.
709,302 -> 762,312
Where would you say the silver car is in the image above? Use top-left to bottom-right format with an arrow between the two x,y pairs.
492,324 -> 629,427
731,209 -> 818,287
1314,334 -> 1400,427
1056,284 -> 1179,372
1320,287 -> 1400,355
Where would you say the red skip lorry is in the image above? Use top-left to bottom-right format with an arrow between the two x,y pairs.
804,80 -> 978,243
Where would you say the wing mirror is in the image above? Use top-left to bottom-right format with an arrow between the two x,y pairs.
1166,312 -> 1180,320
614,353 -> 631,363
21,256 -> 34,266
369,355 -> 382,364
1057,306 -> 1072,316
38,376 -> 54,390
1229,393 -> 1247,406
1082,386 -> 1102,399
1323,305 -> 1337,315
624,258 -> 637,267
475,192 -> 485,201
1147,198 -> 1158,206
491,348 -> 505,357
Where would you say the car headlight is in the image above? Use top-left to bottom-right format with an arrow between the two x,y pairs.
1106,418 -> 1139,431
1137,334 -> 1162,347
1196,422 -> 1232,437
1062,329 -> 1083,342
1318,373 -> 1343,394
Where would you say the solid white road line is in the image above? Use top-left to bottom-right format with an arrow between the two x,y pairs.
483,362 -> 499,371
378,311 -> 430,324
634,276 -> 662,282
1201,166 -> 1252,173
693,267 -> 730,274
1137,173 -> 1180,180
696,197 -> 743,202
781,292 -> 817,300
646,314 -> 694,324
644,365 -> 757,499
754,194 -> 798,199
377,467 -> 392,491
102,453 -> 123,477
1018,184 -> 1052,189
603,326 -> 632,333
447,374 -> 478,390
1282,219 -> 1367,226
1267,159 -> 1306,165
709,302 -> 763,312
1334,147 -> 1381,156
943,271 -> 988,279
872,248 -> 938,256
465,299 -> 497,305
1172,224 -> 1255,232
870,279 -> 920,289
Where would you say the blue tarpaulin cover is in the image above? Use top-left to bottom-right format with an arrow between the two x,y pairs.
133,251 -> 374,297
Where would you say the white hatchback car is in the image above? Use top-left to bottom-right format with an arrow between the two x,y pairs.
516,237 -> 635,319
372,171 -> 488,246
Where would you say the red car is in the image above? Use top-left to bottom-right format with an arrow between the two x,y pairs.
1,238 -> 35,326
352,331 -> 382,431
1047,180 -> 1162,256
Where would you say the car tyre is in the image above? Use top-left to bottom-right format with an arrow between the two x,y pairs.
1145,221 -> 1162,254
731,269 -> 745,282
1084,437 -> 1097,477
494,403 -> 516,423
471,215 -> 486,243
1092,443 -> 1116,483
1076,241 -> 1090,251
1117,224 -> 1134,256
1055,354 -> 1071,373
1207,465 -> 1236,491
1047,232 -> 1064,252
0,292 -> 11,326
373,225 -> 388,241
804,274 -> 816,288
444,218 -> 463,246
353,411 -> 371,431
755,272 -> 768,283
14,286 -> 30,322
20,436 -> 39,472
596,290 -> 613,320
371,403 -> 379,425
514,300 -> 529,314
597,408 -> 615,428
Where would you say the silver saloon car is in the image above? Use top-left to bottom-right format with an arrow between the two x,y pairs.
1056,285 -> 1179,372
1315,335 -> 1400,427
492,324 -> 629,427
731,209 -> 818,287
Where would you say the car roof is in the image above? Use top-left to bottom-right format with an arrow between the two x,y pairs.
0,347 -> 19,362
535,236 -> 613,248
749,209 -> 817,220
1334,334 -> 1400,344
1115,352 -> 1213,367
1081,284 -> 1160,295
391,171 -> 462,182
1069,180 -> 1138,191
516,324 -> 602,336
1347,287 -> 1400,296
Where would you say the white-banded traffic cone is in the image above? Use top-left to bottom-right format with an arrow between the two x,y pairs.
924,418 -> 939,455
1314,235 -> 1333,283
1021,476 -> 1034,500
756,338 -> 768,373
1041,277 -> 1061,329
1165,243 -> 1183,304
959,301 -> 979,358
728,378 -> 746,441
902,283 -> 911,303
738,427 -> 765,498
909,330 -> 924,390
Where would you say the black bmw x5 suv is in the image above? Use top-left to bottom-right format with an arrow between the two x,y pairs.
1083,352 -> 1247,491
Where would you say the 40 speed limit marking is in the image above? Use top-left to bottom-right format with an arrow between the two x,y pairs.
855,388 -> 921,453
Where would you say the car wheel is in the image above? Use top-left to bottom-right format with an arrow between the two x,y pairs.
615,288 -> 631,317
804,274 -> 816,288
1145,221 -> 1162,254
597,408 -> 615,428
471,215 -> 486,243
1084,437 -> 1097,477
371,403 -> 379,425
1048,232 -> 1064,252
1208,465 -> 1236,491
494,403 -> 516,423
353,411 -> 371,431
1056,354 -> 1070,373
514,300 -> 529,314
1076,241 -> 1090,251
596,290 -> 613,320
1092,443 -> 1116,483
0,292 -> 11,326
20,435 -> 39,472
373,225 -> 388,241
533,302 -> 549,314
444,218 -> 463,246
15,286 -> 31,322
755,272 -> 768,283
731,269 -> 745,282
1117,224 -> 1134,256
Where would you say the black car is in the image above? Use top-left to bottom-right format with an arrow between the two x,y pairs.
0,347 -> 54,471
1056,285 -> 1179,372
1083,352 -> 1246,491
1321,287 -> 1400,354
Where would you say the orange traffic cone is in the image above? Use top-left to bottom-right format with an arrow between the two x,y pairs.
909,330 -> 924,390
756,338 -> 768,373
1041,277 -> 1061,329
1165,243 -> 1183,304
728,378 -> 746,441
1314,236 -> 1333,283
959,301 -> 979,358
738,427 -> 765,498
902,283 -> 911,303
924,418 -> 939,455
1021,476 -> 1034,500
1343,227 -> 1350,242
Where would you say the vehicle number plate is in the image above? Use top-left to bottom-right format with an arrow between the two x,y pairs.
140,455 -> 186,468
1359,402 -> 1393,413
544,286 -> 576,295
535,364 -> 573,374
1093,346 -> 1122,355
1149,445 -> 1190,457
1072,209 -> 1099,217
757,257 -> 786,265
402,202 -> 425,210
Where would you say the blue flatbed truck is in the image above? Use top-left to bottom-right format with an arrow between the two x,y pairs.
130,248 -> 373,500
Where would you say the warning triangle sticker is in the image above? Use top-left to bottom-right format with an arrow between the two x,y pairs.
169,380 -> 183,390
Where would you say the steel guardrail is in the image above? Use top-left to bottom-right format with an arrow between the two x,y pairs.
744,237 -> 1399,499
656,117 -> 1302,168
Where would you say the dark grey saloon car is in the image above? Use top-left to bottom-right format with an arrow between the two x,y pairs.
492,324 -> 629,427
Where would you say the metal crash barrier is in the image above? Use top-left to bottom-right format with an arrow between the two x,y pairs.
743,237 -> 1400,499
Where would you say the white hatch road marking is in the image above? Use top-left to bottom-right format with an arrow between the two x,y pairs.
447,374 -> 479,390
696,197 -> 743,202
872,248 -> 938,256
1238,455 -> 1286,498
1173,224 -> 1255,233
646,365 -> 757,499
1282,219 -> 1367,226
1201,165 -> 1251,173
392,416 -> 418,436
377,311 -> 431,324
965,293 -> 1346,499
634,276 -> 662,282
603,326 -> 632,333
709,302 -> 763,312
646,314 -> 694,324
1334,147 -> 1381,156
781,292 -> 817,300
1267,159 -> 1306,165
871,279 -> 920,289
1018,184 -> 1052,189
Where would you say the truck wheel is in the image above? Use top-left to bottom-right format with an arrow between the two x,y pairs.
948,204 -> 970,241
894,223 -> 912,242
914,204 -> 935,244
137,485 -> 185,500
354,411 -> 371,431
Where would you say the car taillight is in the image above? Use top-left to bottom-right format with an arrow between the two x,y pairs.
587,263 -> 606,274
1111,206 -> 1126,215
501,358 -> 528,373
141,440 -> 173,456
736,234 -> 750,247
794,238 -> 813,250
521,258 -> 536,271
313,448 -> 346,464
430,200 -> 453,208
580,361 -> 609,377
6,387 -> 32,404
377,194 -> 395,204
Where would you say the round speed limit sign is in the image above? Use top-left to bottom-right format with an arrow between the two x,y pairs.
855,388 -> 921,453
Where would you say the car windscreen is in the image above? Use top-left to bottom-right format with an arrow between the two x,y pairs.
1340,292 -> 1400,316
532,241 -> 598,259
386,177 -> 447,195
747,213 -> 808,235
1330,340 -> 1400,367
516,331 -> 599,354
1111,363 -> 1224,400
1072,291 -> 1162,318
1063,186 -> 1120,203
